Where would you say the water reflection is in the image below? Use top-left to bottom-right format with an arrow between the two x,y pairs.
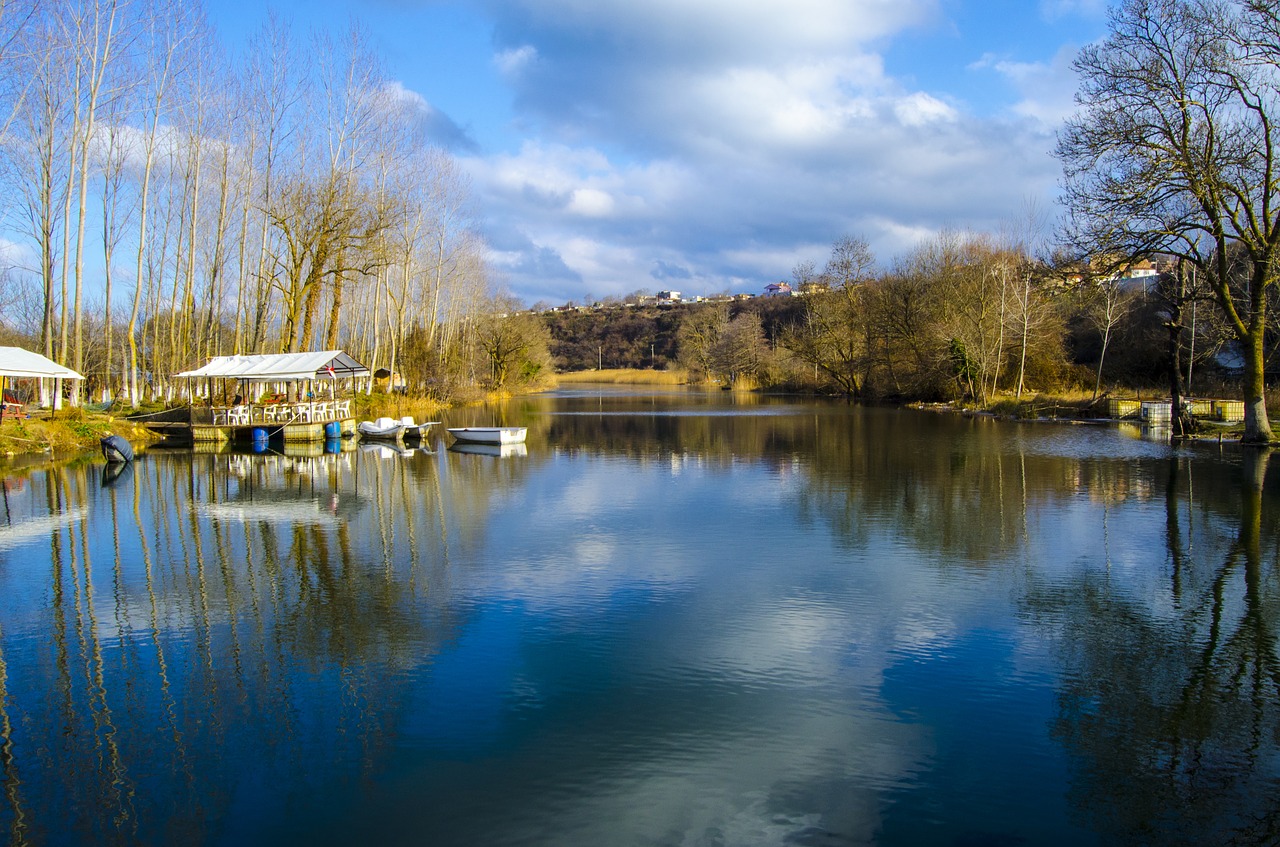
0,445 -> 540,845
0,391 -> 1274,845
1033,448 -> 1280,844
448,442 -> 527,458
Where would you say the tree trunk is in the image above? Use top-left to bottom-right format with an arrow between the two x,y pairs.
1241,320 -> 1272,444
1015,272 -> 1030,399
1093,326 -> 1111,403
1167,317 -> 1191,439
1166,263 -> 1192,439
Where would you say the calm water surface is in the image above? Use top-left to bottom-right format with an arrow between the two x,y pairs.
0,387 -> 1277,846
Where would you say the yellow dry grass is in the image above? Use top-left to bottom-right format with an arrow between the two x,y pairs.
350,393 -> 449,422
555,368 -> 689,386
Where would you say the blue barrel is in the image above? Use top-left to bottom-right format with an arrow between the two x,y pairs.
324,421 -> 342,439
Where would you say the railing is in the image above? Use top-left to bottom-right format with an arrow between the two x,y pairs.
195,399 -> 353,427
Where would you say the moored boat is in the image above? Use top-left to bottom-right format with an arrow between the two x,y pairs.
400,417 -> 440,439
357,416 -> 405,440
100,433 -> 134,463
446,426 -> 527,445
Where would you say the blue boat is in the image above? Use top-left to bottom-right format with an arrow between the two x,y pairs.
100,434 -> 134,463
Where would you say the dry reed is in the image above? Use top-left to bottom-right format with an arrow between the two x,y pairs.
555,368 -> 689,386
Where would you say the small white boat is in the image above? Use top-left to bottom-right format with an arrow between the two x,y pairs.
446,426 -> 527,445
357,416 -> 404,440
400,417 -> 440,439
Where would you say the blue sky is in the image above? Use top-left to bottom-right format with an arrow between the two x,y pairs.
207,0 -> 1111,306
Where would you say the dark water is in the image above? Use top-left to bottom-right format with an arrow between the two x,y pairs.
0,386 -> 1277,846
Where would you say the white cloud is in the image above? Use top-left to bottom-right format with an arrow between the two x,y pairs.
453,0 -> 1095,303
380,79 -> 430,113
0,237 -> 35,274
974,44 -> 1083,126
377,80 -> 479,151
566,188 -> 614,217
893,92 -> 958,126
495,44 -> 537,77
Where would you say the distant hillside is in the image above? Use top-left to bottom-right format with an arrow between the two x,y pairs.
541,297 -> 807,372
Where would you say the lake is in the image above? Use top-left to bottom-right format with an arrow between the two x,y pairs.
0,386 -> 1276,846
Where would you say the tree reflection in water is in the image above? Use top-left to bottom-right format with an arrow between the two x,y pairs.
0,397 -> 1277,845
0,446 -> 517,844
1039,449 -> 1280,845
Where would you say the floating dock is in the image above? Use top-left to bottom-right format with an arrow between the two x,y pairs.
149,400 -> 357,444
1109,397 -> 1244,423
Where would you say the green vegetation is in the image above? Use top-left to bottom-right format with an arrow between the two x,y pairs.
0,409 -> 159,457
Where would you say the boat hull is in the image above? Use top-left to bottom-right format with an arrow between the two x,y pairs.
357,416 -> 405,440
446,427 -> 527,445
402,421 -> 439,439
100,435 -> 134,463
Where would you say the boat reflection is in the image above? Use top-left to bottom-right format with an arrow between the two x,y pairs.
447,441 -> 528,458
101,459 -> 134,487
359,441 -> 419,459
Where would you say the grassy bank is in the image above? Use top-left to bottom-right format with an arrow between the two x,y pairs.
928,390 -> 1249,438
0,408 -> 161,457
349,393 -> 449,423
980,390 -> 1101,420
556,368 -> 689,385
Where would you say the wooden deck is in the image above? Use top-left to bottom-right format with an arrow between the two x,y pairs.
190,418 -> 357,444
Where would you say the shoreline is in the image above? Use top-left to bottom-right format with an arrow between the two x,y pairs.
0,379 -> 1258,461
0,409 -> 163,460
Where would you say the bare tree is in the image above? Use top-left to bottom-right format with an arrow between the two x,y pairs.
1059,0 -> 1280,442
790,259 -> 816,289
471,294 -> 552,390
711,311 -> 768,385
823,234 -> 874,288
676,305 -> 729,382
784,234 -> 877,397
1086,277 -> 1135,401
96,105 -> 136,401
241,15 -> 303,354
67,0 -> 126,391
6,9 -> 71,371
123,0 -> 192,404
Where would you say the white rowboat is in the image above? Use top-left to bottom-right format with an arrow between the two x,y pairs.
357,416 -> 404,439
446,426 -> 527,445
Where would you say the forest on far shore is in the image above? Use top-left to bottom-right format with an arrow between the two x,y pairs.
542,231 -> 1242,406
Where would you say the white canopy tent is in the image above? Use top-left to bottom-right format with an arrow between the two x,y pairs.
0,346 -> 85,415
175,351 -> 369,382
0,346 -> 85,381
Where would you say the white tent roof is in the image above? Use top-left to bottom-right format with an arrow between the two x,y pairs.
175,351 -> 369,382
0,346 -> 85,380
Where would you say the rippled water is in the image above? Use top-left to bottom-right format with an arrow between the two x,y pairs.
0,387 -> 1277,846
